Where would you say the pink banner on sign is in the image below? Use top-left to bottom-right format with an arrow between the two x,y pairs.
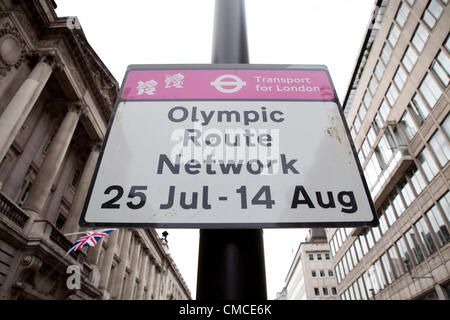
120,69 -> 335,100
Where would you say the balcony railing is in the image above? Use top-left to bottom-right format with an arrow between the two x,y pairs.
0,192 -> 29,228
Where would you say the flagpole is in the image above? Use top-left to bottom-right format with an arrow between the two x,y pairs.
64,228 -> 118,236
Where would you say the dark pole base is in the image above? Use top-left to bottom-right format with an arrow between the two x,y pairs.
196,229 -> 267,300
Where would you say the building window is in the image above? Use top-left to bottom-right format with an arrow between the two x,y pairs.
377,132 -> 394,165
386,84 -> 399,106
381,42 -> 393,65
374,60 -> 385,80
358,104 -> 367,122
442,114 -> 450,139
417,147 -> 439,182
368,77 -> 378,96
314,287 -> 320,296
388,245 -> 404,278
411,24 -> 429,53
410,94 -> 430,124
328,270 -> 334,277
379,213 -> 389,234
396,237 -> 413,272
396,2 -> 410,28
331,287 -> 338,296
398,178 -> 415,207
56,214 -> 66,231
438,192 -> 450,223
374,260 -> 387,290
405,227 -> 425,265
359,235 -> 369,255
414,216 -> 437,256
394,65 -> 407,90
363,91 -> 372,109
431,50 -> 449,86
400,111 -> 418,141
353,116 -> 361,132
357,277 -> 367,300
388,23 -> 401,47
350,127 -> 356,140
426,205 -> 450,247
367,127 -> 377,147
71,169 -> 81,188
390,191 -> 404,220
317,253 -> 322,261
308,253 -> 314,261
366,230 -> 375,249
381,253 -> 394,284
325,253 -> 330,260
379,99 -> 391,121
354,238 -> 363,261
323,287 -> 329,296
408,164 -> 427,195
312,270 -> 317,277
361,139 -> 370,158
320,270 -> 325,277
402,46 -> 418,72
419,74 -> 442,109
422,0 -> 443,29
428,129 -> 450,167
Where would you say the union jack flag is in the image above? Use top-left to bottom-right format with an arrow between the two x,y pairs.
66,229 -> 116,256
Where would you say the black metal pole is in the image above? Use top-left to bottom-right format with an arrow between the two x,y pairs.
196,0 -> 267,300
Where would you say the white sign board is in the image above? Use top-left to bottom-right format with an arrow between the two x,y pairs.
80,65 -> 377,228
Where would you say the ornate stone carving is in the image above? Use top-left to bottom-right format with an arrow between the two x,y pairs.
0,22 -> 28,77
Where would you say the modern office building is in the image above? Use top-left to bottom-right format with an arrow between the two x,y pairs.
0,0 -> 191,299
327,0 -> 449,300
279,229 -> 339,300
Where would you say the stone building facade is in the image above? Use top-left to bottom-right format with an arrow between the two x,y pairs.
279,229 -> 339,300
328,0 -> 449,300
0,0 -> 191,300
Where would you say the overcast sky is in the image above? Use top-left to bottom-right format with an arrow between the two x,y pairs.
55,0 -> 374,299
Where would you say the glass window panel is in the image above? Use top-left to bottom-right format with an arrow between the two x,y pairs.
353,282 -> 361,300
426,205 -> 450,247
350,244 -> 358,264
346,251 -> 354,271
381,253 -> 394,284
366,230 -> 375,249
354,238 -> 363,261
323,287 -> 329,296
409,165 -> 426,195
354,116 -> 361,132
374,60 -> 385,80
358,276 -> 367,300
394,65 -> 408,90
360,235 -> 368,255
384,199 -> 405,226
396,237 -> 413,272
438,192 -> 450,223
432,51 -> 450,86
419,74 -> 443,109
402,46 -> 418,72
372,226 -> 381,242
401,111 -> 418,141
374,260 -> 387,290
414,216 -> 437,256
379,99 -> 390,121
422,0 -> 443,29
362,139 -> 371,157
368,265 -> 380,294
367,127 -> 377,147
378,132 -> 394,164
388,245 -> 404,278
406,0 -> 415,5
405,227 -> 425,265
399,178 -> 415,207
369,77 -> 378,96
388,24 -> 400,47
442,114 -> 450,140
428,130 -> 450,167
396,2 -> 410,28
374,113 -> 384,132
348,285 -> 356,300
363,271 -> 373,299
363,91 -> 372,109
379,213 -> 389,234
358,150 -> 365,165
381,42 -> 392,65
342,255 -> 349,276
410,93 -> 429,123
417,147 -> 439,182
386,84 -> 399,106
358,104 -> 367,121
350,126 -> 356,140
412,24 -> 429,53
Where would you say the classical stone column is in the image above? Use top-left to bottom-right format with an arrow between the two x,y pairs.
96,230 -> 119,293
23,101 -> 82,220
145,259 -> 156,300
111,230 -> 132,299
136,252 -> 149,300
63,141 -> 101,236
153,267 -> 161,299
0,53 -> 57,162
123,238 -> 141,299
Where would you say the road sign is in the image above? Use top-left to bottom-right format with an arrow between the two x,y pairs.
80,64 -> 377,228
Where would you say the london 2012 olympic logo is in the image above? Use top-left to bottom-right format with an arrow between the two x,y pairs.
210,74 -> 246,93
